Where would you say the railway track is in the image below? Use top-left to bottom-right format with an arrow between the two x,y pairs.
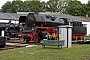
0,43 -> 29,51
0,45 -> 25,51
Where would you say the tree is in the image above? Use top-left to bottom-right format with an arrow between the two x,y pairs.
1,0 -> 46,13
1,0 -> 87,16
1,1 -> 12,13
24,0 -> 44,12
46,0 -> 71,13
40,1 -> 47,12
86,1 -> 90,17
1,0 -> 24,13
28,0 -> 43,12
65,0 -> 87,16
11,0 -> 24,13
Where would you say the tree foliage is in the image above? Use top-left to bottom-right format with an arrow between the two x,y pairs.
86,1 -> 90,17
46,0 -> 71,13
65,0 -> 87,16
1,1 -> 12,12
1,0 -> 45,13
0,0 -> 71,13
0,0 -> 90,17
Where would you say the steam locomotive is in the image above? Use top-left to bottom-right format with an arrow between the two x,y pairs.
60,18 -> 86,41
18,13 -> 87,43
18,13 -> 63,43
72,21 -> 86,42
0,21 -> 20,48
0,21 -> 20,40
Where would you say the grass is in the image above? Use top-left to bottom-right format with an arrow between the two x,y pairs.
0,44 -> 90,60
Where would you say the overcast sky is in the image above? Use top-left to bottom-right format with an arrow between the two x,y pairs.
0,0 -> 88,9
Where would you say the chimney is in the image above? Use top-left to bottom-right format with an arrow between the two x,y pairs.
86,14 -> 88,18
6,12 -> 10,14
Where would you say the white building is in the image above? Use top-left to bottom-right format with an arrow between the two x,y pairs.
82,22 -> 90,35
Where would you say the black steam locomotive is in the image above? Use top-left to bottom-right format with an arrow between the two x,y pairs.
0,21 -> 20,40
18,13 -> 87,43
60,18 -> 87,41
72,21 -> 86,41
0,21 -> 19,48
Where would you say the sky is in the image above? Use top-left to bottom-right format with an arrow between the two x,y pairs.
0,0 -> 89,9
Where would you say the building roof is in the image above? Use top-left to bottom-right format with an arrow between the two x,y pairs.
0,13 -> 15,20
0,12 -> 90,22
0,12 -> 26,21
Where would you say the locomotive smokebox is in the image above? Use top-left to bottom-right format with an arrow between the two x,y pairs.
25,13 -> 36,27
19,13 -> 36,27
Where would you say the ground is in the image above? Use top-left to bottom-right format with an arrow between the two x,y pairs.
0,44 -> 90,60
